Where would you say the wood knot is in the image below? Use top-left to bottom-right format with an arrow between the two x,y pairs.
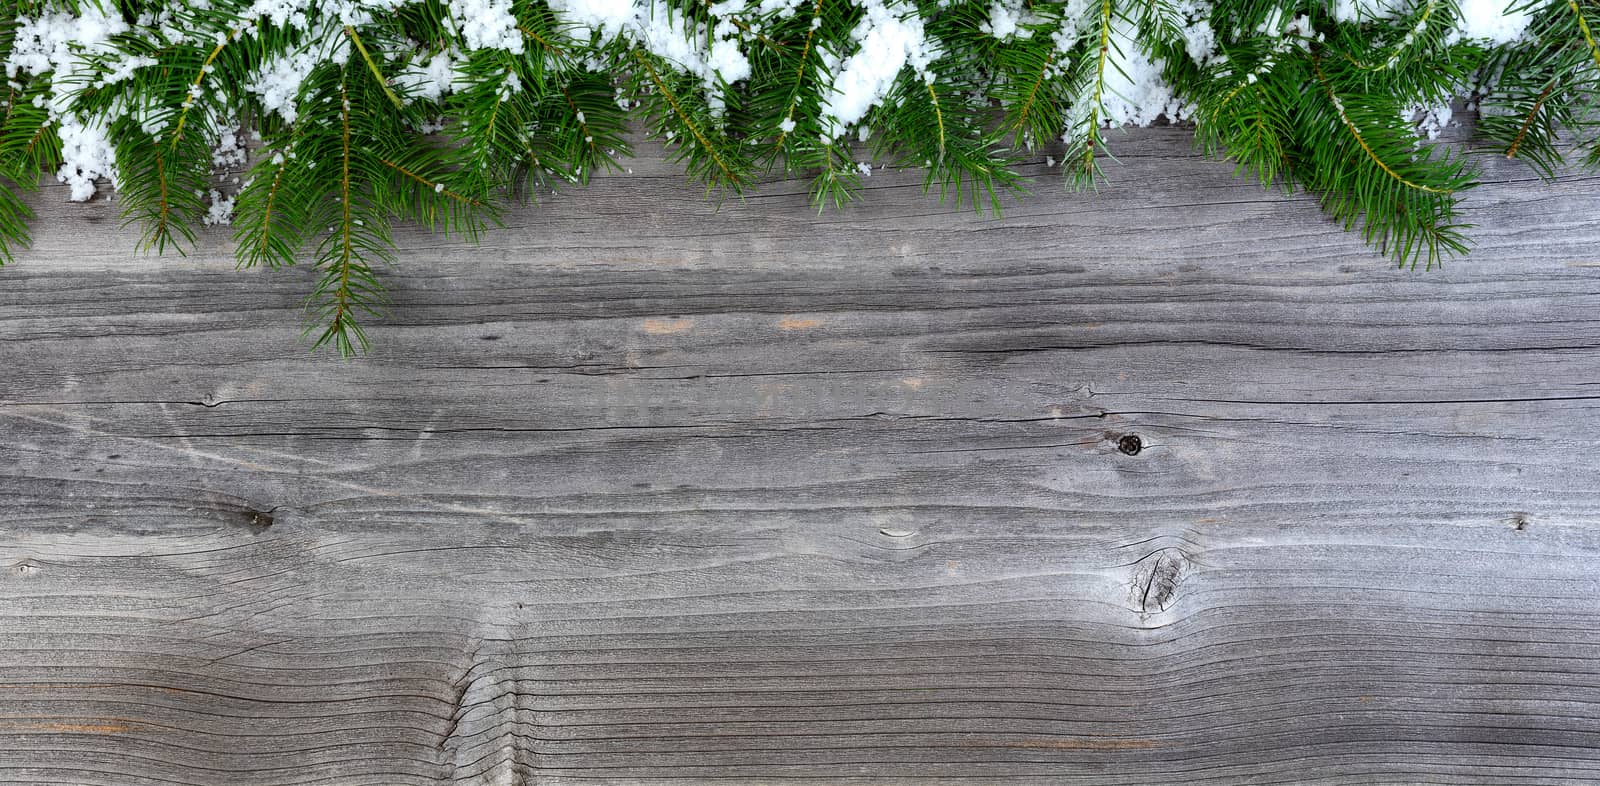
1116,434 -> 1143,455
235,506 -> 276,533
1131,548 -> 1187,616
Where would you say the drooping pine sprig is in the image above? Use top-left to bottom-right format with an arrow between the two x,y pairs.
0,0 -> 63,265
0,0 -> 1592,351
1304,44 -> 1477,268
1478,0 -> 1600,176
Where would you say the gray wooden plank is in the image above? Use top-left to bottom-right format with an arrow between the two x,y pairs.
2,126 -> 1600,785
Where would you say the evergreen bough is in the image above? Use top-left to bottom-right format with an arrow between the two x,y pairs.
0,0 -> 1596,354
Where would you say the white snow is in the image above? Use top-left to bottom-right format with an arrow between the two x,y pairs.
246,42 -> 334,123
496,69 -> 522,101
212,126 -> 247,167
1098,17 -> 1187,127
1049,0 -> 1093,53
94,54 -> 158,88
1453,0 -> 1532,44
1174,0 -> 1217,65
554,0 -> 634,38
1408,103 -> 1453,140
982,0 -> 1046,39
6,6 -> 131,201
203,188 -> 235,225
985,0 -> 1018,38
818,0 -> 936,140
754,0 -> 808,19
1334,0 -> 1530,46
451,0 -> 524,53
704,36 -> 752,84
245,0 -> 316,29
393,48 -> 461,103
549,0 -> 751,89
1332,0 -> 1404,22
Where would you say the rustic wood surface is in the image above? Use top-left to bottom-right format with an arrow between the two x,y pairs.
3,127 -> 1600,785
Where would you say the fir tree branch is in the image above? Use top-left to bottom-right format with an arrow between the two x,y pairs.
241,150 -> 291,268
0,73 -> 42,264
810,141 -> 852,210
484,70 -> 508,148
21,120 -> 47,160
1192,61 -> 1291,188
333,80 -> 356,341
562,85 -> 604,163
1474,0 -> 1598,177
773,0 -> 824,151
1313,52 -> 1453,196
517,23 -> 567,54
169,32 -> 232,152
347,26 -> 405,110
1082,0 -> 1113,178
633,50 -> 743,193
379,155 -> 484,206
153,151 -> 172,245
9,0 -> 1600,351
309,74 -> 379,357
876,71 -> 1021,213
0,179 -> 31,264
1059,0 -> 1117,189
1005,51 -> 1054,141
1571,0 -> 1600,72
702,0 -> 786,52
1344,0 -> 1436,72
118,130 -> 201,256
1216,79 -> 1249,111
1506,79 -> 1557,161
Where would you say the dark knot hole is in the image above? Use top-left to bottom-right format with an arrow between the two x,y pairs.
1117,434 -> 1143,456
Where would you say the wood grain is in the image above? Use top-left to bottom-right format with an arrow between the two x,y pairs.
3,127 -> 1600,785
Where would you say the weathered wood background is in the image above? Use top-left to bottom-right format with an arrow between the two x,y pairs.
3,127 -> 1600,785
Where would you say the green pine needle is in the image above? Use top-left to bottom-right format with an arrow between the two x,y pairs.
0,0 -> 1592,350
